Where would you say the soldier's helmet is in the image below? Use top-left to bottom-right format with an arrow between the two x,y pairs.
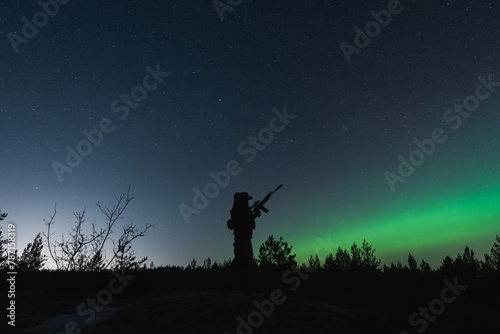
232,192 -> 252,210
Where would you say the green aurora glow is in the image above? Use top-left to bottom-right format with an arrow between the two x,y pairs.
280,99 -> 500,268
288,178 -> 500,268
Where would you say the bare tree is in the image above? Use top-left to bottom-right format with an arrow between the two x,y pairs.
44,187 -> 152,271
107,224 -> 149,270
43,205 -> 105,271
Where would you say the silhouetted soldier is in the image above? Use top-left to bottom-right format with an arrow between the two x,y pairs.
227,192 -> 255,275
227,185 -> 282,276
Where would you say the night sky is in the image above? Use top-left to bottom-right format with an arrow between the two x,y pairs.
1,0 -> 499,269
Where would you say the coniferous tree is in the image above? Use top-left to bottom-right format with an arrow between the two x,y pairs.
186,258 -> 198,270
407,253 -> 418,272
460,246 -> 479,273
335,246 -> 351,271
440,255 -> 455,273
488,235 -> 500,272
17,233 -> 46,271
203,257 -> 212,270
257,235 -> 297,268
323,253 -> 335,271
0,209 -> 7,221
0,209 -> 9,268
419,259 -> 432,273
349,242 -> 362,271
454,253 -> 463,268
360,239 -> 381,271
221,258 -> 232,269
0,230 -> 6,268
389,261 -> 406,272
114,242 -> 148,270
307,254 -> 321,270
481,254 -> 493,273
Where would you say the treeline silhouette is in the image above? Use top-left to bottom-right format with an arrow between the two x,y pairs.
3,211 -> 499,334
2,217 -> 499,279
153,234 -> 500,277
3,197 -> 499,334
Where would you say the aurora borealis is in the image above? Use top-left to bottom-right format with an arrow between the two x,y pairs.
1,0 -> 499,270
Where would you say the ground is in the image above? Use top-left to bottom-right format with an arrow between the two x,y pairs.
5,269 -> 499,334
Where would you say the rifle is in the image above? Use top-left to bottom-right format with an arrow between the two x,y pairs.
250,184 -> 282,218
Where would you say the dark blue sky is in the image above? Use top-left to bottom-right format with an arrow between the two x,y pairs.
1,0 -> 499,268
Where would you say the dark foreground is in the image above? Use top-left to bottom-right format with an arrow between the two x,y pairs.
3,267 -> 499,334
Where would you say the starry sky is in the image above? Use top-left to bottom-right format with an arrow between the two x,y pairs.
1,0 -> 499,269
